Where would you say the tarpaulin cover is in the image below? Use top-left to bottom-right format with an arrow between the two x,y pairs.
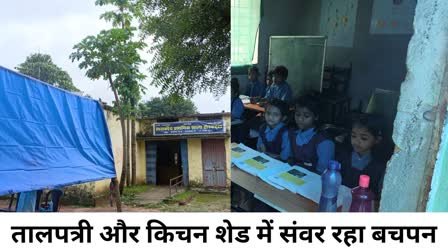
0,66 -> 116,195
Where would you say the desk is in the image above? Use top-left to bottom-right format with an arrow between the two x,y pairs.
243,103 -> 295,114
231,166 -> 318,212
243,103 -> 265,113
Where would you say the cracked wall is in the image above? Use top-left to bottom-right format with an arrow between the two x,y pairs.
379,0 -> 448,211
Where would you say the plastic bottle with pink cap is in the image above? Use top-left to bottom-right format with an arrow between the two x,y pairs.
349,175 -> 375,212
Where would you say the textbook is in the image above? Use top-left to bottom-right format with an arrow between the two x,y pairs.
231,143 -> 290,188
268,166 -> 352,211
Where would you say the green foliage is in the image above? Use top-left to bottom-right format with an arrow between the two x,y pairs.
138,94 -> 198,118
95,0 -> 136,28
134,0 -> 230,97
121,185 -> 152,205
170,190 -> 196,201
70,28 -> 146,85
123,184 -> 152,194
60,183 -> 96,207
16,53 -> 80,92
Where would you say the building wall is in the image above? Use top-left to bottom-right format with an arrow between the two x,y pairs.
95,109 -> 146,195
136,140 -> 146,184
326,0 -> 412,110
95,109 -> 122,195
187,138 -> 203,183
257,0 -> 306,78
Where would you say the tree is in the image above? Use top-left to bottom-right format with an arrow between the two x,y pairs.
138,94 -> 198,118
70,28 -> 146,202
134,0 -> 230,97
95,0 -> 143,187
16,53 -> 80,92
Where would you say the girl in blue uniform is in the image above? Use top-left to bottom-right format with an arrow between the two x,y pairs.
289,95 -> 334,174
337,115 -> 386,199
257,99 -> 290,161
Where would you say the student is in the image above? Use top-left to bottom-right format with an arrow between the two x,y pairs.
231,78 -> 244,121
264,65 -> 293,104
289,95 -> 334,174
245,66 -> 266,98
265,70 -> 274,95
337,115 -> 386,199
257,99 -> 290,161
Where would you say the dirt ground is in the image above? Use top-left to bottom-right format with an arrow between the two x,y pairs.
0,186 -> 230,212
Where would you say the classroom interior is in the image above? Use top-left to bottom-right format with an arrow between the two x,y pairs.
230,0 -> 419,212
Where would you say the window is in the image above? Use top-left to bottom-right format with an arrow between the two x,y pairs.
231,0 -> 261,66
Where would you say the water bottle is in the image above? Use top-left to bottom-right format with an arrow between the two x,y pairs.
318,160 -> 342,212
349,175 -> 375,212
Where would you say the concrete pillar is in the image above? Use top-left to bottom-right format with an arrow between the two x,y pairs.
380,0 -> 448,211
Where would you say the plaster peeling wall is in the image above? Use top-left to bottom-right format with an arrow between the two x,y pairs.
379,0 -> 448,211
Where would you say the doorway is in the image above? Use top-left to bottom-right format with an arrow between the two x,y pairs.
156,140 -> 182,185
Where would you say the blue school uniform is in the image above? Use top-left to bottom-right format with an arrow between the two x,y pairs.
257,122 -> 290,161
337,149 -> 386,199
264,81 -> 293,104
245,80 -> 266,98
289,128 -> 334,174
231,97 -> 244,120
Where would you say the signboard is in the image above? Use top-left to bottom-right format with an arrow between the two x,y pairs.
153,120 -> 226,136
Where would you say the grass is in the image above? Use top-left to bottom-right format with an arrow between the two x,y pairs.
194,193 -> 225,203
124,185 -> 155,194
171,190 -> 197,202
143,189 -> 230,212
58,184 -> 230,212
142,190 -> 197,209
121,185 -> 154,206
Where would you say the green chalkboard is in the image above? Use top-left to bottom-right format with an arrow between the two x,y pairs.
269,36 -> 327,99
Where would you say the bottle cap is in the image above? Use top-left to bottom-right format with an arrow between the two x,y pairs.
359,175 -> 370,188
328,160 -> 341,170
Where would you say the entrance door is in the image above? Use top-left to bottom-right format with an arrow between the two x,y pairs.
201,139 -> 227,187
145,142 -> 157,185
156,140 -> 182,185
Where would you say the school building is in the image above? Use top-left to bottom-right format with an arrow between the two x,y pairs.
136,112 -> 231,187
91,109 -> 231,198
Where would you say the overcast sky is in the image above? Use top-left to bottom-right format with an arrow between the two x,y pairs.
0,0 -> 229,113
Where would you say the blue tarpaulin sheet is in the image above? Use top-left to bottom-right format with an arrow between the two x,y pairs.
0,66 -> 116,195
